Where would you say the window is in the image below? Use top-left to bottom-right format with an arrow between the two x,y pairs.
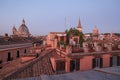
76,59 -> 80,70
17,50 -> 20,58
117,56 -> 120,66
92,58 -> 103,68
70,59 -> 80,72
0,60 -> 2,64
0,59 -> 2,69
110,57 -> 113,67
24,49 -> 26,54
113,56 -> 117,67
7,52 -> 13,61
56,61 -> 65,72
110,56 -> 120,67
74,37 -> 79,44
100,58 -> 103,68
92,58 -> 96,68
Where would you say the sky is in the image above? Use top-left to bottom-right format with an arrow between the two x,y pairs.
0,0 -> 120,36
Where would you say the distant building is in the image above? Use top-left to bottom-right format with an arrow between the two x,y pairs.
46,19 -> 83,48
46,32 -> 66,48
92,26 -> 99,36
0,43 -> 32,69
12,19 -> 30,37
92,26 -> 99,40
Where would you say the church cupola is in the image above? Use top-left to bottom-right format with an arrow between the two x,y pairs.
93,26 -> 99,36
12,25 -> 17,35
22,19 -> 25,25
12,19 -> 30,37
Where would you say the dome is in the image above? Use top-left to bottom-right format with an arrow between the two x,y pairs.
93,27 -> 98,31
93,26 -> 99,36
18,19 -> 30,37
12,26 -> 17,35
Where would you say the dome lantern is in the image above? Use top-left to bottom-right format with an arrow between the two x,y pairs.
22,19 -> 25,25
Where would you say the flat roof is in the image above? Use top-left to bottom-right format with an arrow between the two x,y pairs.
0,43 -> 32,51
16,66 -> 120,80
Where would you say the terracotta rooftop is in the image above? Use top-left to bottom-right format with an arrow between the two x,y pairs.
50,50 -> 65,59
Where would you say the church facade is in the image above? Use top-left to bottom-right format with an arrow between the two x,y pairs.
12,19 -> 30,37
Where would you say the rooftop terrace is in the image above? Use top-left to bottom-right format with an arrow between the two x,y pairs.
16,66 -> 120,80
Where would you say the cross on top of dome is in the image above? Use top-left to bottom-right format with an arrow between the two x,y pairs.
22,19 -> 25,25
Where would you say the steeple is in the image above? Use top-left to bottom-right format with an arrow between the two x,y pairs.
77,18 -> 82,28
77,18 -> 82,32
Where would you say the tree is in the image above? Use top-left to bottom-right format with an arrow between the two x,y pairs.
65,28 -> 84,47
79,32 -> 84,47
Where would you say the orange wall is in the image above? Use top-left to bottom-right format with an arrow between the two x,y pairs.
102,54 -> 111,68
0,47 -> 31,64
80,56 -> 94,71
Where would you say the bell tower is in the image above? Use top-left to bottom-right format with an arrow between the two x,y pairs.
77,18 -> 82,32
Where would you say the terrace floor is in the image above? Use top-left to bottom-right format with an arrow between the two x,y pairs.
17,66 -> 120,80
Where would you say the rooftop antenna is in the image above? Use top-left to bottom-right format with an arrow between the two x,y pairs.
65,17 -> 66,28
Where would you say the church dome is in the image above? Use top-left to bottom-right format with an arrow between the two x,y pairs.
93,26 -> 99,36
12,26 -> 17,35
18,19 -> 30,37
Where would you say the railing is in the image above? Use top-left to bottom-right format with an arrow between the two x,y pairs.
71,45 -> 120,53
2,49 -> 55,80
69,50 -> 120,57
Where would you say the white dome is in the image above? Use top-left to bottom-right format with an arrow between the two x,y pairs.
18,24 -> 30,35
18,19 -> 30,37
